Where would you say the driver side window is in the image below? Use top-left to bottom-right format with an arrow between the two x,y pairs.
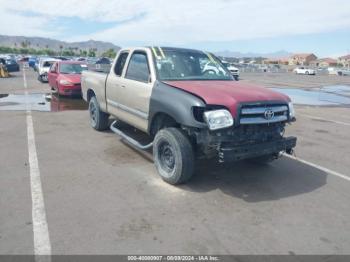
125,52 -> 150,83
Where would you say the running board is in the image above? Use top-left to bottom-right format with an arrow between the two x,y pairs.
110,120 -> 153,150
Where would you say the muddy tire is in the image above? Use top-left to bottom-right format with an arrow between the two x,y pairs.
89,96 -> 109,131
153,128 -> 194,185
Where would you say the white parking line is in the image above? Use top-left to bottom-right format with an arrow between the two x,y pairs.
299,114 -> 350,127
284,154 -> 350,182
23,68 -> 52,259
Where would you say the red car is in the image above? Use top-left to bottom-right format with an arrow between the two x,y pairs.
48,61 -> 87,96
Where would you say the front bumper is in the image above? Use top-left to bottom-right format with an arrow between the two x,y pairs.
218,136 -> 297,162
58,84 -> 82,96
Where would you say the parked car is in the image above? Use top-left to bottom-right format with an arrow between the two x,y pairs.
338,69 -> 350,76
37,58 -> 60,82
293,67 -> 316,75
0,58 -> 20,72
81,47 -> 297,185
28,57 -> 37,68
48,61 -> 88,96
222,61 -> 240,80
91,57 -> 111,72
327,67 -> 350,76
203,61 -> 229,77
4,59 -> 20,72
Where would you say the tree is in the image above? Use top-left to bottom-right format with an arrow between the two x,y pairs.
88,48 -> 96,57
101,48 -> 117,58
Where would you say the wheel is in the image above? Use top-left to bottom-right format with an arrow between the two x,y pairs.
234,75 -> 239,81
89,96 -> 109,131
38,74 -> 43,82
305,71 -> 309,75
41,73 -> 48,82
250,153 -> 278,164
153,128 -> 194,185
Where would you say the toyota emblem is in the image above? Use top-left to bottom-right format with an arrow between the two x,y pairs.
264,109 -> 274,120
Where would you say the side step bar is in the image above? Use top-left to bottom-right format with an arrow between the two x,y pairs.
110,120 -> 153,150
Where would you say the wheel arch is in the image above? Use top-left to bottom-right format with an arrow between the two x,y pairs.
149,112 -> 179,137
148,81 -> 207,134
87,89 -> 96,102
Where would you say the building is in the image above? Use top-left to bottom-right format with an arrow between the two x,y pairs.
288,53 -> 317,66
310,58 -> 338,68
263,57 -> 289,65
338,54 -> 350,67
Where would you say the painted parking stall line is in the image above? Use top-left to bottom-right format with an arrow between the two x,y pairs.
284,153 -> 350,181
299,113 -> 350,127
23,67 -> 52,260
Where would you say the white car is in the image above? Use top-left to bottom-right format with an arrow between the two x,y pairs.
293,67 -> 316,75
203,61 -> 239,80
37,58 -> 60,82
222,61 -> 240,80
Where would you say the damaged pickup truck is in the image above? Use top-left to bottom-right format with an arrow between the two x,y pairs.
82,47 -> 297,185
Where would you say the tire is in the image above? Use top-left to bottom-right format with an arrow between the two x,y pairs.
305,71 -> 309,75
89,96 -> 109,131
234,76 -> 239,81
41,73 -> 48,82
153,128 -> 194,185
250,153 -> 278,165
38,75 -> 43,82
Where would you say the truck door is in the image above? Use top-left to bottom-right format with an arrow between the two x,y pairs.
106,49 -> 155,132
119,50 -> 155,132
105,51 -> 130,118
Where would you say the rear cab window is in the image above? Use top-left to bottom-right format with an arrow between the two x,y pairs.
125,52 -> 150,83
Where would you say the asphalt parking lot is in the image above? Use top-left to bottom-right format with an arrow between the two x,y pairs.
1,68 -> 350,255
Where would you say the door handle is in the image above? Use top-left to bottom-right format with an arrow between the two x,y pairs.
121,85 -> 126,88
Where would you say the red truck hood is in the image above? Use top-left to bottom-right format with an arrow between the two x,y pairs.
164,80 -> 290,117
60,74 -> 81,84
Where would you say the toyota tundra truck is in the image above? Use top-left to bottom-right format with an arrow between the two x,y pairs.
81,47 -> 297,185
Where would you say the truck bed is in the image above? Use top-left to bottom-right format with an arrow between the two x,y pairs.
81,70 -> 108,112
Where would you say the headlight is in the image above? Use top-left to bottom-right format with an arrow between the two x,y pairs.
288,102 -> 295,118
204,109 -> 234,130
59,79 -> 73,85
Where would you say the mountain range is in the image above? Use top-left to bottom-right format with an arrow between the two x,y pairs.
0,35 -> 292,58
0,35 -> 121,55
214,50 -> 292,59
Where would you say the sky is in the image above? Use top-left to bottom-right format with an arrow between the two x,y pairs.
0,0 -> 350,57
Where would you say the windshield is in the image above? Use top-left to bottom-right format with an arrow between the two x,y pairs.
153,48 -> 233,81
60,64 -> 87,74
43,61 -> 55,67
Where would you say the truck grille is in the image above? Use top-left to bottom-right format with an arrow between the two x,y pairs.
239,103 -> 289,125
